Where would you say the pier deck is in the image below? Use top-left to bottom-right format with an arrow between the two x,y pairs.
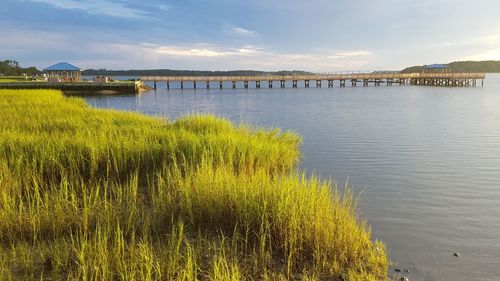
0,81 -> 145,94
141,72 -> 485,90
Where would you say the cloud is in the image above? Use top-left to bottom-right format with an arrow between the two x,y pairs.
156,46 -> 230,57
0,23 -> 377,71
21,0 -> 148,18
231,27 -> 255,36
83,42 -> 377,71
135,44 -> 266,58
157,4 -> 171,11
327,50 -> 374,59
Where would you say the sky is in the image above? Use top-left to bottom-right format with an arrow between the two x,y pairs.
1,0 -> 500,71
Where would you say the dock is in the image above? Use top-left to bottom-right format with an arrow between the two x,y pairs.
141,72 -> 486,90
0,81 -> 146,94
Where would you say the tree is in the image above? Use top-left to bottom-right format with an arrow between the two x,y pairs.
0,60 -> 40,76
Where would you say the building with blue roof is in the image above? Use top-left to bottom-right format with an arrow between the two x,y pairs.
44,62 -> 81,82
422,64 -> 449,73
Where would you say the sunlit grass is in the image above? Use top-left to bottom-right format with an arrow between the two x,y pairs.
0,76 -> 28,83
0,89 -> 388,280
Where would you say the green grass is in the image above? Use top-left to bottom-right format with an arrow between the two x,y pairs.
0,76 -> 27,83
0,76 -> 45,83
0,89 -> 388,280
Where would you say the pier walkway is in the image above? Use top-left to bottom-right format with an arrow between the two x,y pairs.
141,72 -> 485,90
0,81 -> 145,94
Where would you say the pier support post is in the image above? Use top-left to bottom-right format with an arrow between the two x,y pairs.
328,80 -> 333,88
167,81 -> 170,90
154,81 -> 157,90
280,80 -> 285,88
256,81 -> 261,88
316,80 -> 321,87
340,80 -> 346,87
181,81 -> 184,89
351,79 -> 357,87
305,80 -> 310,88
363,79 -> 368,86
244,81 -> 249,89
193,81 -> 197,89
292,80 -> 298,88
269,81 -> 273,88
206,81 -> 210,89
219,81 -> 223,89
232,81 -> 236,89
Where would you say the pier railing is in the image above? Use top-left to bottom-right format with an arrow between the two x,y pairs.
140,72 -> 485,82
141,72 -> 485,89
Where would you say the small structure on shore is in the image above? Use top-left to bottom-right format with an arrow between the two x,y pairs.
93,76 -> 110,83
44,62 -> 81,82
422,64 -> 449,73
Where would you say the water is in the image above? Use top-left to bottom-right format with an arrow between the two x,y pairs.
85,75 -> 500,281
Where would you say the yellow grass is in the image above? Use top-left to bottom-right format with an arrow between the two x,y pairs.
0,89 -> 388,280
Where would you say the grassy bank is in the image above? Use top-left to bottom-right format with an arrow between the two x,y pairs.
0,90 -> 388,280
0,76 -> 28,83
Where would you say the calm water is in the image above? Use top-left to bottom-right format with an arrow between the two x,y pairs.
85,75 -> 500,281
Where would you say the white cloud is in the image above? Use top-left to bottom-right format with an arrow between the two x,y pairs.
157,4 -> 171,12
21,0 -> 148,18
0,24 -> 377,71
137,44 -> 266,58
83,42 -> 377,71
156,46 -> 230,57
231,27 -> 255,36
327,50 -> 374,59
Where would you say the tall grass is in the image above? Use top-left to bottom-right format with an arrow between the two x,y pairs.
0,90 -> 388,280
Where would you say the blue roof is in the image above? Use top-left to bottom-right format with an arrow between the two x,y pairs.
424,64 -> 448,69
44,62 -> 81,71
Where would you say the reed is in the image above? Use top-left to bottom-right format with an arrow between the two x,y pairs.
0,89 -> 388,280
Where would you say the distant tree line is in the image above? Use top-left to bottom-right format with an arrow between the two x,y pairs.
0,60 -> 40,76
82,69 -> 313,77
401,60 -> 500,73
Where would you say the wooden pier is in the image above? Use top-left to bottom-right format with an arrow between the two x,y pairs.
141,72 -> 485,90
0,81 -> 146,94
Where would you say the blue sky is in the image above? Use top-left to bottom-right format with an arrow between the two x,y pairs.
1,0 -> 500,71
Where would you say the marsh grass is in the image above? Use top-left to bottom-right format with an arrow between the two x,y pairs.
0,90 -> 388,280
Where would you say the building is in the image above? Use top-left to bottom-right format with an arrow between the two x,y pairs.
44,62 -> 81,82
422,64 -> 450,73
93,76 -> 110,83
